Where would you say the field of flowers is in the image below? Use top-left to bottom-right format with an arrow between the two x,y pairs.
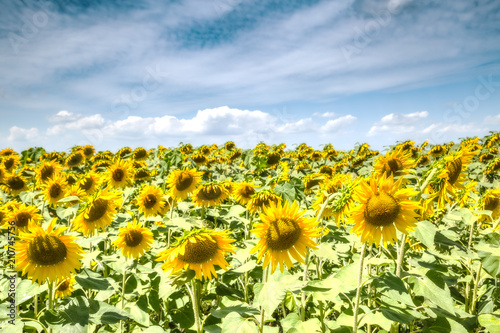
1,134 -> 500,333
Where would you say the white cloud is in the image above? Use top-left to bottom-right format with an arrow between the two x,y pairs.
320,115 -> 357,132
8,126 -> 39,142
422,122 -> 486,135
313,112 -> 336,118
48,110 -> 80,123
276,118 -> 315,134
368,111 -> 428,136
47,113 -> 106,135
484,113 -> 500,124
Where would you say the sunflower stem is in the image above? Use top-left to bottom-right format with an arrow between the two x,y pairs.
190,279 -> 203,333
470,261 -> 482,314
396,233 -> 407,278
120,263 -> 127,333
34,293 -> 38,318
301,251 -> 310,321
259,266 -> 269,333
353,242 -> 367,333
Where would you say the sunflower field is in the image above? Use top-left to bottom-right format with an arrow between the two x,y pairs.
1,134 -> 500,333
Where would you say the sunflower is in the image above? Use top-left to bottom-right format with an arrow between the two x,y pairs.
312,174 -> 357,226
82,145 -> 95,160
106,159 -> 133,188
416,155 -> 430,167
250,201 -> 322,273
224,141 -> 236,151
478,189 -> 500,223
7,203 -> 42,231
295,161 -> 310,171
484,157 -> 500,176
180,144 -> 194,154
65,150 -> 85,168
191,153 -> 208,166
113,220 -> 154,259
267,152 -> 281,167
133,167 -> 151,181
247,190 -> 282,213
0,148 -> 16,157
2,172 -> 29,196
374,148 -> 415,178
166,168 -> 202,201
0,165 -> 5,183
2,154 -> 20,172
232,182 -> 256,205
350,174 -> 420,247
228,149 -> 242,162
72,188 -> 122,236
324,148 -> 338,161
310,151 -> 323,161
64,185 -> 86,208
192,183 -> 229,208
77,171 -> 101,195
479,149 -> 497,163
34,160 -> 60,185
117,147 -> 132,159
303,173 -> 324,194
156,228 -> 236,280
428,146 -> 476,208
319,165 -> 334,176
55,276 -> 76,299
133,147 -> 148,161
15,218 -> 84,283
92,160 -> 112,172
429,145 -> 447,158
137,185 -> 165,217
43,173 -> 68,207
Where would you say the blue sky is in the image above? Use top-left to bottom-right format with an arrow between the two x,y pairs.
1,0 -> 500,152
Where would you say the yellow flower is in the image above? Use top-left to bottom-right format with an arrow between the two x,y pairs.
55,276 -> 76,299
478,189 -> 500,224
191,153 -> 208,166
232,182 -> 256,205
374,148 -> 415,178
113,220 -> 154,259
72,188 -> 122,236
82,145 -> 96,160
429,145 -> 447,158
16,219 -> 84,283
2,172 -> 29,196
250,201 -> 322,273
64,185 -> 86,208
6,203 -> 42,232
133,147 -> 148,161
36,160 -> 63,184
43,173 -> 68,207
106,159 -> 133,188
166,168 -> 202,201
156,229 -> 236,280
77,171 -> 101,195
267,152 -> 281,168
350,174 -> 420,247
303,173 -> 325,194
65,150 -> 85,168
192,183 -> 229,208
247,190 -> 282,213
2,154 -> 20,172
137,184 -> 165,217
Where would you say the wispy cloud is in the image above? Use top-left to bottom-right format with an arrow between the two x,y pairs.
367,111 -> 428,136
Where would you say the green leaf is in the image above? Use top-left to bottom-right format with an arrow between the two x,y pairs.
231,261 -> 258,274
170,303 -> 195,329
409,270 -> 456,314
211,305 -> 260,319
281,313 -> 322,333
126,295 -> 150,326
423,316 -> 468,333
477,245 -> 500,277
15,279 -> 47,305
412,220 -> 436,249
221,312 -> 258,333
478,313 -> 500,333
75,275 -> 112,291
253,282 -> 286,315
372,272 -> 415,307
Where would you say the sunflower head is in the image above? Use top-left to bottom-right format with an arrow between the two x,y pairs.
113,220 -> 154,259
224,141 -> 236,151
267,152 -> 281,167
310,151 -> 323,161
43,173 -> 68,207
232,182 -> 256,205
247,190 -> 282,213
228,149 -> 242,162
106,159 -> 132,188
192,183 -> 229,208
2,154 -> 20,172
156,228 -> 236,280
137,184 -> 165,217
319,165 -> 334,176
117,147 -> 133,159
416,155 -> 430,167
191,153 -> 208,166
478,189 -> 500,222
484,157 -> 500,175
133,167 -> 151,181
77,171 -> 101,195
250,200 -> 322,273
167,168 -> 202,201
429,145 -> 447,158
303,173 -> 324,194
2,172 -> 29,196
36,160 -> 62,184
374,148 -> 415,178
350,174 -> 420,247
7,203 -> 42,231
133,147 -> 148,161
65,150 -> 85,168
82,145 -> 95,159
16,219 -> 84,283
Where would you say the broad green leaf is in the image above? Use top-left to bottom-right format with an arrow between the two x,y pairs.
412,220 -> 436,249
221,312 -> 258,333
359,311 -> 392,331
211,305 -> 260,319
253,282 -> 286,315
15,279 -> 47,305
409,270 -> 456,314
423,316 -> 468,333
126,295 -> 150,326
232,260 -> 258,274
75,275 -> 112,291
372,272 -> 414,307
478,313 -> 500,333
170,303 -> 195,329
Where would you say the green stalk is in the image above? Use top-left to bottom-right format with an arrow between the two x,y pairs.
470,262 -> 482,314
301,251 -> 310,321
259,267 -> 269,333
190,279 -> 203,333
353,243 -> 367,333
120,264 -> 127,333
47,280 -> 54,333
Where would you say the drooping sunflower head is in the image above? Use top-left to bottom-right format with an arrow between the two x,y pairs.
167,168 -> 202,201
63,185 -> 85,208
156,228 -> 236,280
15,218 -> 84,284
324,148 -> 338,161
113,220 -> 154,259
36,160 -> 63,184
312,174 -> 357,225
72,188 -> 122,236
133,147 -> 148,161
55,276 -> 76,299
133,167 -> 152,181
92,160 -> 112,172
350,174 -> 420,247
295,161 -> 311,171
191,153 -> 208,166
192,183 -> 229,208
250,200 -> 322,273
484,157 -> 500,175
429,145 -> 447,158
7,203 -> 42,231
232,182 -> 256,205
416,155 -> 430,167
180,143 -> 194,154
106,159 -> 132,189
247,189 -> 282,213
267,152 -> 282,167
479,148 -> 498,163
224,141 -> 236,151
136,184 -> 165,217
2,172 -> 29,196
43,173 -> 68,207
303,173 -> 325,194
65,150 -> 85,168
117,147 -> 133,159
228,149 -> 242,162
319,165 -> 334,176
478,189 -> 500,223
374,148 -> 415,178
77,171 -> 101,195
310,151 -> 323,161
